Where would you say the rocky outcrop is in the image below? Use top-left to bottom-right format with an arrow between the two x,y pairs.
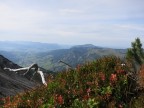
0,55 -> 39,98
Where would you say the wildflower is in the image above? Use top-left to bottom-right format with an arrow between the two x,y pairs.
110,74 -> 117,83
73,89 -> 77,95
99,72 -> 105,81
87,88 -> 91,96
116,70 -> 125,74
67,90 -> 70,94
83,95 -> 90,100
86,81 -> 92,85
57,95 -> 64,105
87,88 -> 91,93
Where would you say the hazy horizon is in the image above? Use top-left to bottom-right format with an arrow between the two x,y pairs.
0,0 -> 144,48
0,40 -> 131,49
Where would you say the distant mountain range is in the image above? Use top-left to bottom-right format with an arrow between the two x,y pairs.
0,41 -> 127,72
0,41 -> 71,52
36,44 -> 126,71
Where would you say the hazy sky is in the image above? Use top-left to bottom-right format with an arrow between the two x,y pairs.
0,0 -> 144,48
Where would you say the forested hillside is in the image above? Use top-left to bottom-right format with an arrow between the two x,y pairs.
0,44 -> 127,72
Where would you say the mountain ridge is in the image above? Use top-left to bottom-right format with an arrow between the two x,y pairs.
0,43 -> 127,72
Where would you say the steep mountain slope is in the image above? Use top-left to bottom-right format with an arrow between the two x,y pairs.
0,55 -> 46,98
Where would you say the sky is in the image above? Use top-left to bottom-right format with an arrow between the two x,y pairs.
0,0 -> 144,48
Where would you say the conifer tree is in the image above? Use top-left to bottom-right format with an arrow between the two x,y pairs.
126,38 -> 144,70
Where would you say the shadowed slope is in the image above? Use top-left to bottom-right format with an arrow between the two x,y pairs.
0,55 -> 41,98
